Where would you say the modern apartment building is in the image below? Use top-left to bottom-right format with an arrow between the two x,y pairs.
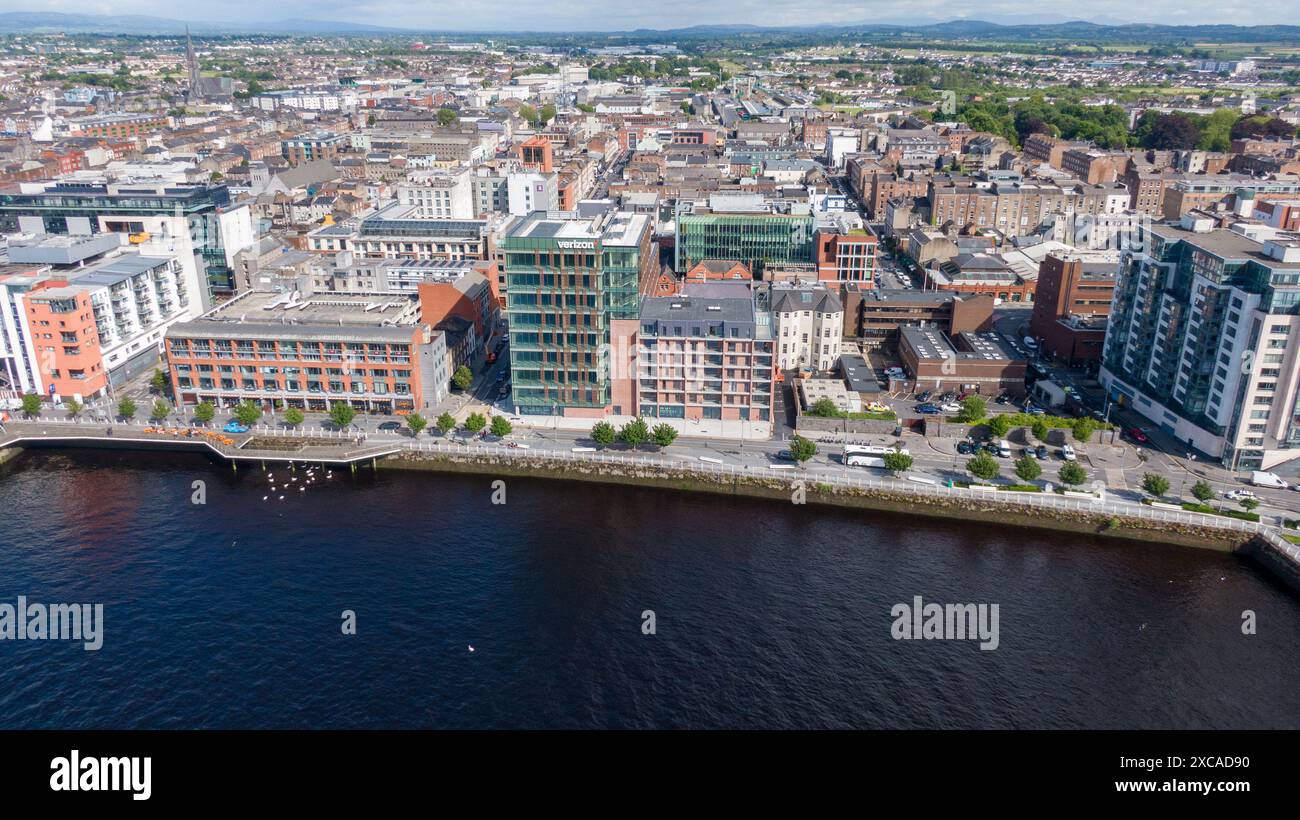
501,210 -> 656,416
771,284 -> 844,373
636,281 -> 775,423
0,236 -> 202,401
1100,216 -> 1300,469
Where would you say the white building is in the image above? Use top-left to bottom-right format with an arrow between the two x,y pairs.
770,284 -> 844,373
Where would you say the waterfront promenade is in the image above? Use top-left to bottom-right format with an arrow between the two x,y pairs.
3,416 -> 1299,576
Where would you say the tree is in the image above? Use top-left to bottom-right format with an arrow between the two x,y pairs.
452,365 -> 473,391
465,412 -> 487,433
651,422 -> 678,448
407,413 -> 428,436
117,397 -> 137,421
1071,417 -> 1097,443
789,435 -> 817,462
1141,473 -> 1170,499
150,399 -> 171,423
64,398 -> 82,419
882,451 -> 914,475
619,417 -> 649,447
1058,461 -> 1087,487
150,369 -> 167,394
1191,480 -> 1214,503
436,107 -> 458,126
988,414 -> 1012,437
1032,419 -> 1050,442
590,420 -> 616,447
194,401 -> 215,425
517,103 -> 537,123
20,393 -> 41,418
1240,497 -> 1260,512
436,412 -> 456,435
1138,112 -> 1201,150
490,415 -> 512,438
1014,456 -> 1042,483
966,451 -> 1000,481
283,407 -> 305,427
956,395 -> 987,424
538,103 -> 556,124
233,401 -> 261,427
809,397 -> 840,418
329,402 -> 356,430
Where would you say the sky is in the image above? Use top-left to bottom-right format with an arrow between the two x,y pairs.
5,0 -> 1300,31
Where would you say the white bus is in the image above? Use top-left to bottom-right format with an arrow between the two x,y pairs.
843,444 -> 909,468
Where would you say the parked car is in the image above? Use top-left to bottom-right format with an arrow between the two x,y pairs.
1035,445 -> 1049,460
915,403 -> 941,415
865,401 -> 891,413
1223,489 -> 1258,502
956,441 -> 974,455
222,421 -> 249,434
774,450 -> 798,462
940,402 -> 962,413
1025,406 -> 1046,416
378,421 -> 402,432
984,442 -> 1001,455
1061,444 -> 1076,461
916,390 -> 933,402
1126,427 -> 1149,444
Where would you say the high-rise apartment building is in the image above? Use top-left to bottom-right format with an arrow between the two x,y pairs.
1101,216 -> 1300,470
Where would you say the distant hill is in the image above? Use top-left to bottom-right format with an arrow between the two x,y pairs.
0,12 -> 1298,44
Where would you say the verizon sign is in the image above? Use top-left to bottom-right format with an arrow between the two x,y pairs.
557,240 -> 596,249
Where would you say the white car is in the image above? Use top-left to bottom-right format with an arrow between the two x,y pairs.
1223,489 -> 1258,502
940,402 -> 962,413
1061,444 -> 1076,461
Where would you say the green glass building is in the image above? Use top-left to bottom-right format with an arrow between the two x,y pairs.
502,211 -> 654,415
675,206 -> 815,276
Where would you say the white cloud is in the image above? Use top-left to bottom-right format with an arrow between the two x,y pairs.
2,0 -> 1298,29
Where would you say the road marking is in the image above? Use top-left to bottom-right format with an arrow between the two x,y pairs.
1105,468 -> 1128,490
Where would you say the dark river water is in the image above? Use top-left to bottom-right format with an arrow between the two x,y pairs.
1,447 -> 1298,729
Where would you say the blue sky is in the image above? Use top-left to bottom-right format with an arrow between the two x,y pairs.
6,1 -> 1299,30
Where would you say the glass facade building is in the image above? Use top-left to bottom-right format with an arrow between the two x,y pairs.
675,211 -> 815,276
502,211 -> 653,414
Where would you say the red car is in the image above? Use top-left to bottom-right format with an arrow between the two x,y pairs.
1126,427 -> 1148,443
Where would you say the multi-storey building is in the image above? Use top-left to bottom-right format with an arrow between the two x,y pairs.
396,170 -> 474,220
281,131 -> 345,165
814,227 -> 878,285
675,194 -> 815,277
501,210 -> 656,416
1029,254 -> 1118,364
770,284 -> 844,373
0,236 -> 202,401
306,203 -> 490,262
165,288 -> 448,415
636,282 -> 775,424
1100,216 -> 1300,469
0,181 -> 254,297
